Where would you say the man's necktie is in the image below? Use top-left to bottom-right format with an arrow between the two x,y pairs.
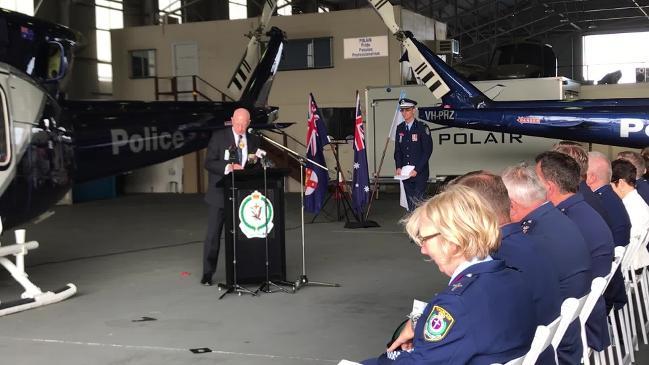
236,135 -> 243,164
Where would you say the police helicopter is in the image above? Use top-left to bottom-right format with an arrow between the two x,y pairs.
0,2 -> 284,314
368,0 -> 649,149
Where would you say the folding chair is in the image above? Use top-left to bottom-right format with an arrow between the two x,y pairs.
620,228 -> 649,352
491,316 -> 561,365
551,297 -> 587,365
579,277 -> 608,365
602,246 -> 633,365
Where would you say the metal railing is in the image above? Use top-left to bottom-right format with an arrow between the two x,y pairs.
154,75 -> 234,102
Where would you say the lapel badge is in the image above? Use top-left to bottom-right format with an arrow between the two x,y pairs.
412,134 -> 418,142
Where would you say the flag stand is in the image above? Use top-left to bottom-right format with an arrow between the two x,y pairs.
365,135 -> 391,220
253,134 -> 340,290
365,90 -> 407,220
310,141 -> 355,224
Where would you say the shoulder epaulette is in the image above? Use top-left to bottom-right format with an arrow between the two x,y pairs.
447,274 -> 477,295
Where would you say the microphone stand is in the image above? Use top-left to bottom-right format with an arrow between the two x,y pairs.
218,149 -> 257,299
257,154 -> 294,294
255,132 -> 340,290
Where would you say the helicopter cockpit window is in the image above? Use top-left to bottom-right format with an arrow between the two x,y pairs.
0,86 -> 11,168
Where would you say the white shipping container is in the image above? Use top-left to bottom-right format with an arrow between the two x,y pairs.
365,77 -> 581,180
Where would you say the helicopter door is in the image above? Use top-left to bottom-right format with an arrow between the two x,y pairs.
0,85 -> 10,170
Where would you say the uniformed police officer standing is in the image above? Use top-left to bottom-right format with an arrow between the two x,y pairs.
394,98 -> 433,211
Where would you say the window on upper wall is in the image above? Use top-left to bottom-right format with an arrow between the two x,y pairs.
277,0 -> 291,16
95,0 -> 123,84
278,37 -> 333,71
158,0 -> 182,24
230,0 -> 247,20
583,32 -> 649,84
0,0 -> 34,15
130,49 -> 156,78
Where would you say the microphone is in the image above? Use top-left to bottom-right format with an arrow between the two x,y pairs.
247,127 -> 262,136
227,144 -> 238,163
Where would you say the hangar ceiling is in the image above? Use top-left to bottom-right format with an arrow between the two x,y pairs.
396,0 -> 649,63
283,0 -> 649,66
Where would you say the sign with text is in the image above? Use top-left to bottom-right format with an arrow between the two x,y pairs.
344,36 -> 388,59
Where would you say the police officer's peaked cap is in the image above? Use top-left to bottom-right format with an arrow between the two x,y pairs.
398,98 -> 418,108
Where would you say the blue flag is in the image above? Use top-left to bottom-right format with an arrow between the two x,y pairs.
352,91 -> 370,216
304,93 -> 329,214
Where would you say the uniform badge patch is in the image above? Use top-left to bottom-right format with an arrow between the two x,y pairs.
424,305 -> 455,342
412,134 -> 418,142
425,128 -> 430,135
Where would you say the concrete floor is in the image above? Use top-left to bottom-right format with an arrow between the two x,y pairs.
0,193 -> 648,364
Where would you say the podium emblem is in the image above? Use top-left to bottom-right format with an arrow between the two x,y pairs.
238,190 -> 274,238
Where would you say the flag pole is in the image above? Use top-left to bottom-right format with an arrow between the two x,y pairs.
365,136 -> 391,220
365,90 -> 406,220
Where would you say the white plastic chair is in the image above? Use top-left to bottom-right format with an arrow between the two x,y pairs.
522,316 -> 562,365
579,277 -> 608,365
551,297 -> 587,365
492,317 -> 560,365
603,246 -> 633,365
621,228 -> 649,351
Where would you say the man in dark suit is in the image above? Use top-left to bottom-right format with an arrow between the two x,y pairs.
201,107 -> 261,286
394,98 -> 432,211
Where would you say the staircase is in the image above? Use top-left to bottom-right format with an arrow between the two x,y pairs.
154,75 -> 234,102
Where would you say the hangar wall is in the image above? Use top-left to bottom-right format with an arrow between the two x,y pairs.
110,7 -> 445,193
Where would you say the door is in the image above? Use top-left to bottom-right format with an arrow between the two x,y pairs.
172,42 -> 198,101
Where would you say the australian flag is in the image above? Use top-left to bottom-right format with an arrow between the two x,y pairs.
305,93 -> 329,214
352,91 -> 370,216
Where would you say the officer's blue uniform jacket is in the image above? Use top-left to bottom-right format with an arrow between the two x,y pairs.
556,193 -> 613,351
580,181 -> 612,229
595,184 -> 631,310
521,202 -> 590,364
594,185 -> 631,246
494,223 -> 561,324
636,178 -> 649,205
364,260 -> 536,365
394,119 -> 432,210
493,223 -> 561,365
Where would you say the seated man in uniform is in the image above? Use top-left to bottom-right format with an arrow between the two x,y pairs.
452,171 -> 560,364
587,151 -> 631,311
535,151 -> 613,352
553,142 -> 610,226
361,185 -> 536,364
502,163 -> 590,365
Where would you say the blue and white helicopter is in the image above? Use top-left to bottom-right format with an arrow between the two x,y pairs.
368,0 -> 649,149
0,2 -> 283,315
